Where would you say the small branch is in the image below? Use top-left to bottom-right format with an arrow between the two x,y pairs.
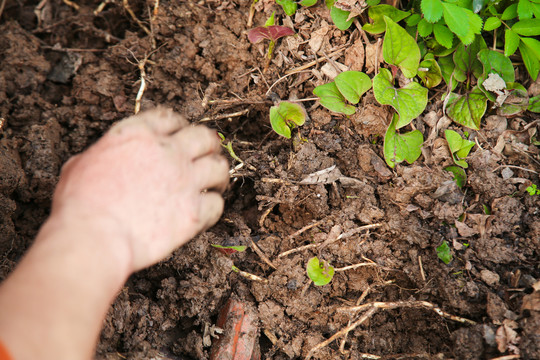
305,308 -> 377,360
492,164 -> 538,174
418,255 -> 426,282
334,262 -> 378,272
285,47 -> 347,75
198,109 -> 250,122
337,300 -> 476,325
249,238 -> 277,270
288,220 -> 326,240
123,0 -> 152,37
62,0 -> 80,10
231,265 -> 268,283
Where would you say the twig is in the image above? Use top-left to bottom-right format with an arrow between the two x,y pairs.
287,220 -> 325,240
337,300 -> 477,325
266,70 -> 313,96
123,0 -> 152,37
62,0 -> 80,10
0,0 -> 7,19
305,308 -> 377,360
231,265 -> 268,283
334,262 -> 378,272
198,109 -> 250,122
339,287 -> 371,354
41,46 -> 105,53
492,164 -> 538,174
418,255 -> 426,282
208,98 -> 270,105
259,203 -> 276,228
285,47 -> 347,74
249,238 -> 277,270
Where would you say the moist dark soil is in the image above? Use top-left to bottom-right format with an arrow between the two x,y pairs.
1,1 -> 539,359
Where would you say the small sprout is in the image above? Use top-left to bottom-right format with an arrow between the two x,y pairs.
306,256 -> 334,286
436,241 -> 453,265
445,130 -> 475,168
248,25 -> 295,70
482,204 -> 491,215
526,184 -> 539,196
264,11 -> 276,27
211,244 -> 247,255
269,101 -> 306,138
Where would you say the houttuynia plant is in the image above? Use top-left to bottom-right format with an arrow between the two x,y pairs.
313,70 -> 372,115
270,101 -> 306,138
306,256 -> 334,286
248,24 -> 295,70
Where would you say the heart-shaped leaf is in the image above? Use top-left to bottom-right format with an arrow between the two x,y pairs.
269,101 -> 306,138
383,16 -> 421,78
306,257 -> 334,286
445,87 -> 488,130
445,165 -> 467,188
453,35 -> 486,82
418,56 -> 443,88
445,129 -> 475,168
498,82 -> 529,116
335,71 -> 372,104
313,81 -> 356,115
383,113 -> 424,168
363,5 -> 410,34
373,68 -> 428,128
247,26 -> 295,43
331,6 -> 354,30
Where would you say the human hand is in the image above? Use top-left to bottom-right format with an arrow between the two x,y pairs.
50,108 -> 229,272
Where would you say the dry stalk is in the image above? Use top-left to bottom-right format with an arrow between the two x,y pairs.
123,0 -> 152,37
249,238 -> 277,270
231,265 -> 268,283
198,109 -> 250,122
285,47 -> 347,74
62,0 -> 80,10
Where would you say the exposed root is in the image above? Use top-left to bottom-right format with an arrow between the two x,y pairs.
198,109 -> 250,122
306,300 -> 476,359
231,265 -> 268,283
249,238 -> 277,270
123,0 -> 152,37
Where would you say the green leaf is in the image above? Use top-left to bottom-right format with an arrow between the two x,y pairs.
519,39 -> 540,80
518,0 -> 534,20
445,165 -> 467,188
383,113 -> 424,168
505,29 -> 521,57
445,129 -> 475,168
438,54 -> 458,90
529,95 -> 540,112
433,24 -> 454,49
331,6 -> 354,30
453,35 -> 487,81
446,87 -> 488,130
269,101 -> 307,138
383,16 -> 421,78
421,0 -> 444,23
265,11 -> 276,26
436,241 -> 453,264
513,19 -> 540,36
211,244 -> 248,252
501,4 -> 518,20
477,49 -> 515,83
313,82 -> 356,115
418,58 -> 443,88
484,17 -> 502,31
442,2 -> 483,45
498,82 -> 529,116
406,13 -> 422,26
373,68 -> 428,128
418,18 -> 434,37
306,257 -> 334,286
325,0 -> 335,9
335,71 -> 372,104
300,0 -> 317,6
276,0 -> 297,16
363,5 -> 410,34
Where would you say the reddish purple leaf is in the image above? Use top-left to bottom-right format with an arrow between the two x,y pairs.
248,25 -> 295,44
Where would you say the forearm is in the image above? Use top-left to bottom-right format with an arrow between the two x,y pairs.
0,211 -> 132,360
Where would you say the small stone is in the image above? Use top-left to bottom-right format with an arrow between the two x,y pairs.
501,167 -> 514,179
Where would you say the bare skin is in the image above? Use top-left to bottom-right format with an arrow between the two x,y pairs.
0,108 -> 229,360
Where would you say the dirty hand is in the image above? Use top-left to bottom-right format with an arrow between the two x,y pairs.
50,108 -> 229,272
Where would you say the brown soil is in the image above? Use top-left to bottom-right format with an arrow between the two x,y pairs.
1,1 -> 539,359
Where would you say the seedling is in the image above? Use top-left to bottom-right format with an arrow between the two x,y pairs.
445,130 -> 475,168
313,70 -> 371,115
436,241 -> 453,265
269,101 -> 306,138
276,0 -> 317,16
526,184 -> 540,196
211,244 -> 247,255
306,256 -> 334,286
247,24 -> 295,70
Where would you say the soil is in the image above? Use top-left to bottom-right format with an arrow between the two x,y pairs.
1,1 -> 539,359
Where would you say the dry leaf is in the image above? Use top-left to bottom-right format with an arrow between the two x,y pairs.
496,320 -> 520,354
320,61 -> 349,79
455,220 -> 478,237
309,26 -> 330,53
365,41 -> 383,74
334,0 -> 369,21
344,38 -> 365,71
300,165 -> 342,184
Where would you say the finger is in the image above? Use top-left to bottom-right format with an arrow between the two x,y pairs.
193,155 -> 230,193
109,107 -> 187,136
171,125 -> 221,160
198,191 -> 225,231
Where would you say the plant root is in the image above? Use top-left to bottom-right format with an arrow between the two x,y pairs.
231,265 -> 268,283
306,300 -> 475,359
198,109 -> 250,122
249,238 -> 277,270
